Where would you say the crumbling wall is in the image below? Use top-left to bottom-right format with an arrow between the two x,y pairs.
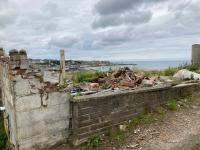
0,56 -> 18,148
11,74 -> 71,150
1,49 -> 71,150
9,49 -> 29,69
71,83 -> 200,145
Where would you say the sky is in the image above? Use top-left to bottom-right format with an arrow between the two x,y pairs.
0,0 -> 200,61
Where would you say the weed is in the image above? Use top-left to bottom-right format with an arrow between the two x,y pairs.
163,67 -> 178,76
154,106 -> 166,115
85,135 -> 102,150
166,99 -> 177,110
178,63 -> 199,72
190,142 -> 200,150
75,91 -> 81,97
130,117 -> 140,126
137,112 -> 155,124
72,71 -> 105,83
108,129 -> 125,143
143,70 -> 162,77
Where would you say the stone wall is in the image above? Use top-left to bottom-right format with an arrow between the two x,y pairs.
71,83 -> 200,145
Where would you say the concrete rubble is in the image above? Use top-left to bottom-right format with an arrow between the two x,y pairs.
68,67 -> 173,96
173,69 -> 200,80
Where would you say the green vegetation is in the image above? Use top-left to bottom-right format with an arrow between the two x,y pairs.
84,135 -> 102,150
129,107 -> 166,126
72,71 -> 104,83
143,70 -> 163,77
143,64 -> 199,77
166,99 -> 177,110
0,114 -> 8,149
163,67 -> 179,76
191,142 -> 200,150
144,67 -> 179,77
75,91 -> 81,97
108,128 -> 125,143
178,63 -> 199,72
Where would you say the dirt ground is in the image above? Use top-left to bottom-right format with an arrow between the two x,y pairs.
54,96 -> 200,150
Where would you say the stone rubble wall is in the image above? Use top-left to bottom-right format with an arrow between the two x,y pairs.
71,83 -> 200,145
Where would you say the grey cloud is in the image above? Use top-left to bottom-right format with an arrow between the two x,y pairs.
92,10 -> 152,29
48,36 -> 79,48
0,0 -> 17,28
92,27 -> 132,47
0,13 -> 16,28
0,0 -> 8,9
95,0 -> 139,15
95,0 -> 168,15
92,0 -> 168,29
1,0 -> 200,61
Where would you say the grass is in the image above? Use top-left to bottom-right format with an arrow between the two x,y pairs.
144,67 -> 179,77
72,71 -> 105,83
143,67 -> 179,77
143,64 -> 199,77
108,128 -> 125,143
83,135 -> 102,150
166,99 -> 177,110
178,63 -> 199,72
163,67 -> 179,76
129,107 -> 166,126
143,70 -> 163,77
191,142 -> 200,150
75,91 -> 81,97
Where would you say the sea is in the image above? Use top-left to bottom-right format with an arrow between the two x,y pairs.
90,60 -> 191,72
113,60 -> 191,70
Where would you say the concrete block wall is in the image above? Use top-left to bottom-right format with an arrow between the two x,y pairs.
71,83 -> 200,145
13,77 -> 71,150
1,57 -> 71,150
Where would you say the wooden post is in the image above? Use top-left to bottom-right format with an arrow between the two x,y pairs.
59,49 -> 66,86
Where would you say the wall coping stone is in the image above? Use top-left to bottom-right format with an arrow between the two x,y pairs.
72,83 -> 200,102
72,84 -> 172,102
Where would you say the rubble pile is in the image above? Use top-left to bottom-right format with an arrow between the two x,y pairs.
96,67 -> 145,89
69,67 -> 172,95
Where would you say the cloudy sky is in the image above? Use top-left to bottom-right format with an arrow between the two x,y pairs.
0,0 -> 200,61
